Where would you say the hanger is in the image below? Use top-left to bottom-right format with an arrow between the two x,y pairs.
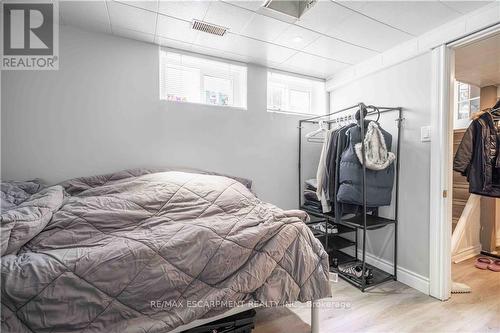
355,105 -> 381,125
355,106 -> 367,122
371,106 -> 381,122
305,120 -> 327,143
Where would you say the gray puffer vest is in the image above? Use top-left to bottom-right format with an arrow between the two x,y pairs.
337,121 -> 395,207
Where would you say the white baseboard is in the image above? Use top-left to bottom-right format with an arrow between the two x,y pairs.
452,244 -> 481,263
356,250 -> 430,295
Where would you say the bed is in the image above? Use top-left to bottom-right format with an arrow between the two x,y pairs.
1,168 -> 331,333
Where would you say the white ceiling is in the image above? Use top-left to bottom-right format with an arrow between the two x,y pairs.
60,0 -> 493,79
455,32 -> 500,87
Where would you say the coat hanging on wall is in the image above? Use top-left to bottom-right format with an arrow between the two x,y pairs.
454,103 -> 500,198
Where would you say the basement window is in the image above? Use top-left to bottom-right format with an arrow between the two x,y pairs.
160,50 -> 247,109
267,71 -> 326,116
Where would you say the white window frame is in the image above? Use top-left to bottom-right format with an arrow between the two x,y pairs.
453,81 -> 480,129
160,49 -> 247,110
267,71 -> 326,116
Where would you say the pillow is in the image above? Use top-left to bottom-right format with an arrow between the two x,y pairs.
1,180 -> 44,211
1,184 -> 64,256
60,167 -> 253,195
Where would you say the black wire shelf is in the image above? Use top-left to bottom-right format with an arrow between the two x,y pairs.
341,214 -> 396,230
332,262 -> 396,290
306,220 -> 354,236
317,235 -> 355,251
329,249 -> 357,267
301,206 -> 396,230
298,103 -> 401,292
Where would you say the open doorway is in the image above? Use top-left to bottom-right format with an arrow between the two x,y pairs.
449,31 -> 500,295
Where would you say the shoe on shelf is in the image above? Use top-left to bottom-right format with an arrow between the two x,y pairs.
310,223 -> 338,235
338,262 -> 373,281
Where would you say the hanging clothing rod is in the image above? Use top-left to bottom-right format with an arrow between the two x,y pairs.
300,103 -> 402,125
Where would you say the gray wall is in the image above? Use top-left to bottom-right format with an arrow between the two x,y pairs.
1,25 -> 323,209
330,54 -> 432,278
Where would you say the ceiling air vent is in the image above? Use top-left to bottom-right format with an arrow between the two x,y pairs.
259,0 -> 317,23
192,20 -> 228,36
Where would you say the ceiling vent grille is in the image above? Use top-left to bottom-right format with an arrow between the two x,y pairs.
192,20 -> 228,36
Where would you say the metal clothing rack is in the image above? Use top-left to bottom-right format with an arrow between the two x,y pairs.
298,102 -> 403,292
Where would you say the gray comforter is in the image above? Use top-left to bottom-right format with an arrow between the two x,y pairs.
1,169 -> 331,333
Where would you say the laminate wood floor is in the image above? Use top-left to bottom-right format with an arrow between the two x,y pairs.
253,257 -> 500,333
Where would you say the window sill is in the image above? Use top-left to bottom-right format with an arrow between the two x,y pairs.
162,99 -> 247,111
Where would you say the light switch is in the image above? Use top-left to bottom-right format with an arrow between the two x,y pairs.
421,126 -> 431,142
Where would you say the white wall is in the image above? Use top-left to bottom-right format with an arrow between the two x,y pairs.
1,25 -> 323,209
329,54 -> 432,281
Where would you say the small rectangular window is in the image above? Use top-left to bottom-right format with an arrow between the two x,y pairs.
160,50 -> 247,109
456,81 -> 480,120
267,71 -> 326,116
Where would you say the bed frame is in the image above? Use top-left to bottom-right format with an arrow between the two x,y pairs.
170,300 -> 320,333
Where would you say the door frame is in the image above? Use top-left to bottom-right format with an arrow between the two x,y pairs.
429,25 -> 500,301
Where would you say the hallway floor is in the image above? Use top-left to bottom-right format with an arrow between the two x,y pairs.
253,257 -> 500,333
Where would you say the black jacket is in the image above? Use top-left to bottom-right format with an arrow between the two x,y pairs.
453,112 -> 500,197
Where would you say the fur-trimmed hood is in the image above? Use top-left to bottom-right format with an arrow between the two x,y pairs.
354,121 -> 395,170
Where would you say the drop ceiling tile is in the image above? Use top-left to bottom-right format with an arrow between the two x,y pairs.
282,52 -> 349,78
339,1 -> 463,36
193,31 -> 240,53
327,4 -> 412,52
60,1 -> 109,26
113,0 -> 158,12
440,1 -> 493,14
299,1 -> 411,52
248,40 -> 297,64
189,44 -> 226,59
190,44 -> 250,63
240,13 -> 289,43
273,24 -> 320,50
158,0 -> 209,21
113,27 -> 155,43
193,33 -> 295,63
296,1 -> 351,35
222,0 -> 265,12
303,36 -> 377,65
466,1 -> 500,33
62,20 -> 112,35
203,1 -> 254,34
156,14 -> 198,43
107,1 -> 157,34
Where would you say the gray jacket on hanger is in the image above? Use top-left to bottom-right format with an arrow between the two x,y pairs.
337,121 -> 395,207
